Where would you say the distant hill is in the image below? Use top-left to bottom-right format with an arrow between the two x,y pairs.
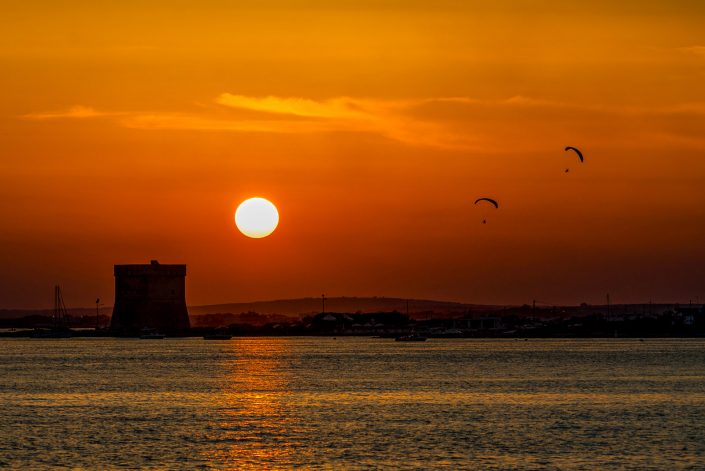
1,298 -> 682,321
188,297 -> 501,318
0,297 -> 497,320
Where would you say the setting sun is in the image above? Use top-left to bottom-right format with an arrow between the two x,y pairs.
235,197 -> 279,239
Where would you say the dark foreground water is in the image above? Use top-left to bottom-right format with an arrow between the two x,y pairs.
1,338 -> 704,470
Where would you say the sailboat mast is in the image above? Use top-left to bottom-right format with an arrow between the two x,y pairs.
53,285 -> 69,328
54,285 -> 60,327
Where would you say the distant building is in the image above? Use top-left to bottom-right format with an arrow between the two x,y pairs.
110,260 -> 190,332
463,317 -> 502,330
675,305 -> 704,327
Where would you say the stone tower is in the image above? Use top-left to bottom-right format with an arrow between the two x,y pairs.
110,260 -> 190,332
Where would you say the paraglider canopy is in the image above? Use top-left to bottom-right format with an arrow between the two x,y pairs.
564,146 -> 584,162
474,197 -> 499,208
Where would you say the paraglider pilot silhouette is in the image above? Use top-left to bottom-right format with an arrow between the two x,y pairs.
564,146 -> 584,173
474,197 -> 499,224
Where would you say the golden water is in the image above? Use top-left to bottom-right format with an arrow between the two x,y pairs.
1,338 -> 704,469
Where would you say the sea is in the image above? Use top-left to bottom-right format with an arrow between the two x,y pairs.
1,337 -> 704,470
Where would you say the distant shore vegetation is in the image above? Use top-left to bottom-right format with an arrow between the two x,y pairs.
2,303 -> 703,338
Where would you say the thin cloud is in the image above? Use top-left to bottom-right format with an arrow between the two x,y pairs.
215,94 -> 366,119
427,96 -> 566,108
120,103 -> 477,150
21,95 -> 705,151
170,94 -> 480,148
678,46 -> 705,58
22,97 -> 480,148
663,103 -> 705,114
21,106 -> 114,120
119,114 -> 341,134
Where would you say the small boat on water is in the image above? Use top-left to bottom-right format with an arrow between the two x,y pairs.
204,327 -> 232,340
32,286 -> 73,338
140,333 -> 165,339
395,333 -> 427,342
31,328 -> 72,339
139,328 -> 165,339
203,334 -> 232,340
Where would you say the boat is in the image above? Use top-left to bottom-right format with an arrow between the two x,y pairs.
31,328 -> 72,339
395,333 -> 427,342
32,286 -> 73,338
203,326 -> 232,340
203,334 -> 232,340
435,328 -> 463,338
139,328 -> 165,339
140,333 -> 166,339
140,332 -> 165,339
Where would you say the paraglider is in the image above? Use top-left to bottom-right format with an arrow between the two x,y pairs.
474,198 -> 499,224
564,146 -> 584,173
474,198 -> 499,208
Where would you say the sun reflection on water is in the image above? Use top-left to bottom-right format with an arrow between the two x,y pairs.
203,338 -> 307,469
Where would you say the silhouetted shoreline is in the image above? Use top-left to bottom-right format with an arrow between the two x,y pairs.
2,302 -> 703,339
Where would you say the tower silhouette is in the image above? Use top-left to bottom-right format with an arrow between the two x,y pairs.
110,260 -> 190,333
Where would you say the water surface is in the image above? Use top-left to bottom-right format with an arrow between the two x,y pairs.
1,338 -> 704,469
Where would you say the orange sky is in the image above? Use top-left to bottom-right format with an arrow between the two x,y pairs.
1,1 -> 705,308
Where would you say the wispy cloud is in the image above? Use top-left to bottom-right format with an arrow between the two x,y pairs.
21,95 -> 705,150
425,95 -> 566,108
678,46 -> 705,58
21,106 -> 115,120
119,114 -> 338,133
664,103 -> 705,114
215,94 -> 367,119
137,95 -> 481,149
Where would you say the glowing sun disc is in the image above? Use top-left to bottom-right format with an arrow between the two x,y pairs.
235,197 -> 279,238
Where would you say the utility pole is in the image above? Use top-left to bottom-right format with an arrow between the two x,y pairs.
606,293 -> 610,320
54,286 -> 59,328
95,298 -> 103,330
321,294 -> 326,314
